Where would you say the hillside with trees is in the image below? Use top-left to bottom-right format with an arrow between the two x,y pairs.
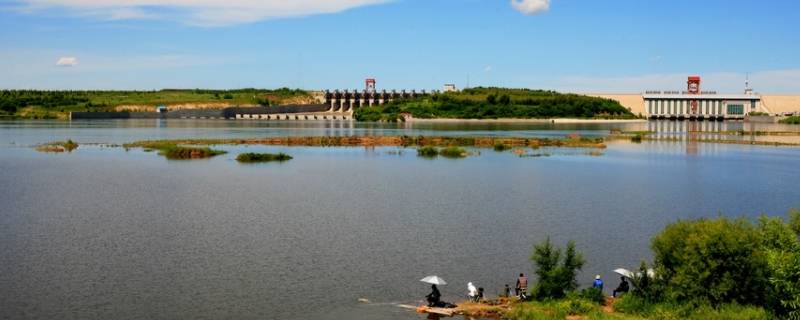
0,88 -> 310,119
354,87 -> 635,121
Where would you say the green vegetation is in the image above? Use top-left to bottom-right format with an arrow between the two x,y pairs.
780,116 -> 800,124
353,87 -> 635,121
494,143 -> 512,151
120,135 -> 607,149
530,238 -> 586,300
35,139 -> 79,152
507,210 -> 800,320
415,146 -> 468,158
123,140 -> 226,160
613,295 -> 769,320
508,298 -> 636,320
416,146 -> 439,157
0,88 -> 310,119
748,112 -> 770,116
439,146 -> 467,158
236,152 -> 293,163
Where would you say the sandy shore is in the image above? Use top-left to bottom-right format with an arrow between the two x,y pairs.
406,118 -> 647,124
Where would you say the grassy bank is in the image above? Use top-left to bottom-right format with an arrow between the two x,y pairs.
236,153 -> 293,163
354,87 -> 635,122
122,135 -> 606,149
0,88 -> 310,119
456,210 -> 800,320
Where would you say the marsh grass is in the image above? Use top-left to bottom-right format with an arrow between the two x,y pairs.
439,146 -> 467,158
236,153 -> 293,163
416,146 -> 439,157
780,116 -> 800,124
35,139 -> 79,152
494,143 -> 512,151
123,140 -> 226,160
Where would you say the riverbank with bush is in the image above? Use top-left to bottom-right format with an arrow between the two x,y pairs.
781,116 -> 800,124
452,210 -> 800,320
354,87 -> 635,122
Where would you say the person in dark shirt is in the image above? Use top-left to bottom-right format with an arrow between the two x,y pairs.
613,277 -> 630,298
426,285 -> 441,307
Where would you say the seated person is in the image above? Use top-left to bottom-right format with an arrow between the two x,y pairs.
426,285 -> 441,307
613,277 -> 630,298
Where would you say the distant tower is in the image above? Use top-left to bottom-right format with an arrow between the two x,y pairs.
744,73 -> 754,95
687,75 -> 701,114
687,76 -> 701,94
365,78 -> 376,94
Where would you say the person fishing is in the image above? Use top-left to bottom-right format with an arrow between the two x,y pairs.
515,273 -> 528,298
593,275 -> 604,291
426,284 -> 441,307
467,282 -> 478,302
613,276 -> 629,297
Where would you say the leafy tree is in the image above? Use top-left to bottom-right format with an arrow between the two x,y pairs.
531,238 -> 586,300
486,94 -> 497,104
498,94 -> 511,105
652,217 -> 769,306
789,209 -> 800,236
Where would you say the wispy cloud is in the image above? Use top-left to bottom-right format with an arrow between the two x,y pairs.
16,0 -> 390,26
55,56 -> 77,66
511,0 -> 550,16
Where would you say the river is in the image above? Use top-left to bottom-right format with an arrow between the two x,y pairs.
1,119 -> 799,319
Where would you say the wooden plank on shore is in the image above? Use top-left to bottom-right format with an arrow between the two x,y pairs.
416,306 -> 455,316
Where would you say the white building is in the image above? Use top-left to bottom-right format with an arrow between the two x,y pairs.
644,93 -> 760,120
644,76 -> 762,120
443,84 -> 457,92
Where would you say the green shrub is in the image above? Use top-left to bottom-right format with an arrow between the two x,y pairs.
416,146 -> 438,157
614,294 -> 653,315
236,152 -> 293,163
556,298 -> 596,315
439,146 -> 467,158
493,143 -> 511,151
651,217 -> 769,306
531,238 -> 585,300
780,116 -> 800,124
579,287 -> 606,305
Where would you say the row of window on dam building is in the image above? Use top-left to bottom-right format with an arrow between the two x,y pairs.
643,76 -> 760,120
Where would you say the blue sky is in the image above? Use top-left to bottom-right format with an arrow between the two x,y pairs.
1,0 -> 799,92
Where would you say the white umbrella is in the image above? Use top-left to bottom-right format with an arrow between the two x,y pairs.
614,268 -> 655,279
420,276 -> 447,285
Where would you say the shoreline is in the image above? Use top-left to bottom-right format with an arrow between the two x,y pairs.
406,118 -> 647,124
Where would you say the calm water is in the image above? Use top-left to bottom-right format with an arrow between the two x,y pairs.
1,120 -> 799,320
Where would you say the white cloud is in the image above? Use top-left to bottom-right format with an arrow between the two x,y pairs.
17,0 -> 389,26
55,56 -> 77,66
484,65 -> 493,72
511,0 -> 550,15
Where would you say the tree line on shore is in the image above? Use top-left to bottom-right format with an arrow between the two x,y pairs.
354,87 -> 635,121
510,209 -> 800,319
0,88 -> 309,117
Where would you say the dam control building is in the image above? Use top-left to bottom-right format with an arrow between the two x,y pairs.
642,76 -> 760,120
588,76 -> 800,121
